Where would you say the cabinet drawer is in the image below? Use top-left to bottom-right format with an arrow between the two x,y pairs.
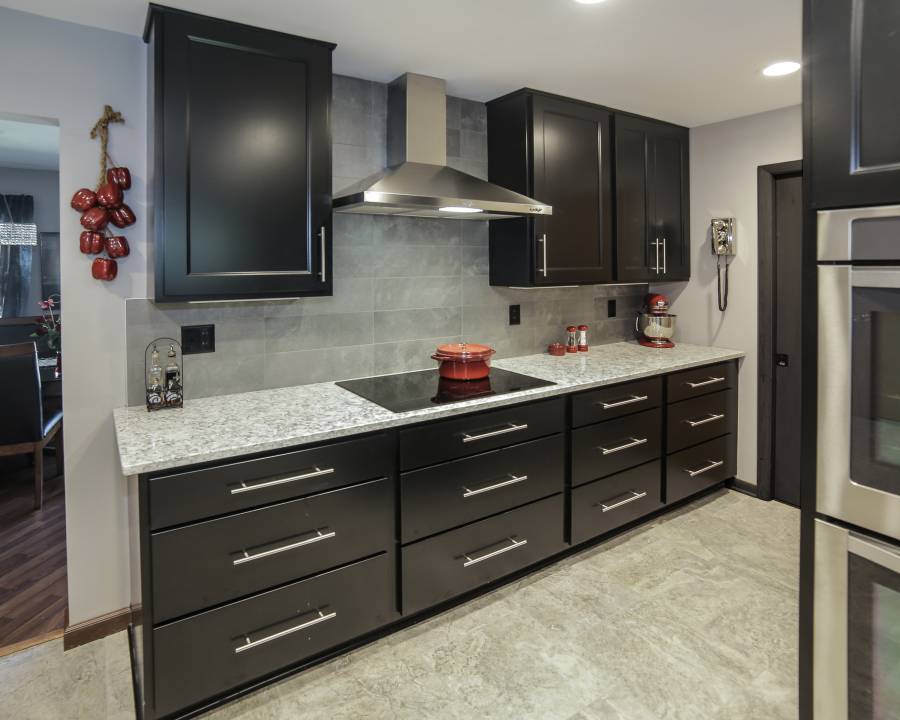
153,553 -> 394,719
666,435 -> 736,504
666,361 -> 736,403
572,376 -> 662,427
147,433 -> 393,530
151,477 -> 392,623
571,408 -> 661,487
571,461 -> 663,544
401,494 -> 565,614
401,435 -> 564,544
399,398 -> 564,471
667,389 -> 736,453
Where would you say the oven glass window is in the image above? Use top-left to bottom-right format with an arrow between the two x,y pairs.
852,287 -> 900,495
849,553 -> 900,720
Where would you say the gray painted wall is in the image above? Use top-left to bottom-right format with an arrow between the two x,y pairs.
126,76 -> 645,404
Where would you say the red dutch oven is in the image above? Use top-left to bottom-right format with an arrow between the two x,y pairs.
431,342 -> 496,381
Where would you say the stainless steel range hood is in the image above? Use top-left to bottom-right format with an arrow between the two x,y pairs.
332,74 -> 552,220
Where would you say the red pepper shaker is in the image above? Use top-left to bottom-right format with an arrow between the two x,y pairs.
566,325 -> 578,353
577,325 -> 589,352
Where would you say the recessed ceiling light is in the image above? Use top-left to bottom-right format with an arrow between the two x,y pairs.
763,61 -> 801,77
439,206 -> 483,214
574,0 -> 608,4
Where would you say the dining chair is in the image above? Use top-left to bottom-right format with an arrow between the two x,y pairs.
0,342 -> 63,509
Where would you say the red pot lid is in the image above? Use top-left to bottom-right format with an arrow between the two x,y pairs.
433,342 -> 495,360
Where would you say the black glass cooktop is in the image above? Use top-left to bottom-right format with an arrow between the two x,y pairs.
336,368 -> 555,413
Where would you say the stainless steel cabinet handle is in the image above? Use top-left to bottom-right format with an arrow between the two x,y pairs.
233,528 -> 336,566
462,536 -> 528,567
662,237 -> 667,274
235,608 -> 336,654
461,423 -> 528,443
230,466 -> 335,495
537,233 -> 548,277
597,394 -> 649,409
598,490 -> 647,513
685,413 -> 725,427
462,474 -> 528,498
684,459 -> 724,477
319,226 -> 327,280
598,437 -> 648,455
654,238 -> 660,274
684,376 -> 725,389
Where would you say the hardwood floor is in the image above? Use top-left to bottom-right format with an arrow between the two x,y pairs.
0,453 -> 67,655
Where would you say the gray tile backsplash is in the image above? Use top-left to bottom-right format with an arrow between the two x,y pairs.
125,75 -> 647,405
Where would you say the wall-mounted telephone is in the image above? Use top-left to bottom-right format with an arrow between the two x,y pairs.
710,218 -> 736,311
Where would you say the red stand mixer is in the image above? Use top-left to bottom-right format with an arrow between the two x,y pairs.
635,293 -> 676,348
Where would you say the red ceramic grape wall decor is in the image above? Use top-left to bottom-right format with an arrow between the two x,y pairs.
68,105 -> 135,282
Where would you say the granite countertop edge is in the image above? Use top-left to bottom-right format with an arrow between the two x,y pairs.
114,342 -> 745,477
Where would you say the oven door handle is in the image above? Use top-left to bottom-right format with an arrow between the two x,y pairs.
849,533 -> 900,574
850,266 -> 900,289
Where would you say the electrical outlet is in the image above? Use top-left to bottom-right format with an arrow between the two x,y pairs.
182,324 -> 215,354
508,304 -> 521,326
607,299 -> 617,318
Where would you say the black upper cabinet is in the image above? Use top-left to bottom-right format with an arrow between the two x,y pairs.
145,5 -> 335,301
487,91 -> 613,286
615,115 -> 690,282
807,0 -> 900,209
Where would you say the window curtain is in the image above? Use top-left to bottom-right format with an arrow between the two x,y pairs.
0,194 -> 35,319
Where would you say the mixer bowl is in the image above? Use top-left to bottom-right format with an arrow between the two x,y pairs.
635,313 -> 676,342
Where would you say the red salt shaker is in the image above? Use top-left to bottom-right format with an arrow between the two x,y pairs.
577,325 -> 589,352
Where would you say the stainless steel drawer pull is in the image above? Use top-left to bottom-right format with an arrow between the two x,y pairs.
462,537 -> 528,567
461,423 -> 529,443
684,459 -> 724,477
684,376 -> 725,389
230,466 -> 336,495
233,528 -> 336,566
597,394 -> 649,409
598,437 -> 648,455
685,413 -> 725,427
462,474 -> 528,498
235,608 -> 336,654
599,490 -> 648,513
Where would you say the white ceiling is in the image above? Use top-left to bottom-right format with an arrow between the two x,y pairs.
0,117 -> 60,171
0,0 -> 801,127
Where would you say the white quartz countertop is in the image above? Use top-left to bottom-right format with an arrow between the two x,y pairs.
114,341 -> 744,476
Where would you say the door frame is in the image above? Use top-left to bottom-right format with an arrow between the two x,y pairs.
757,160 -> 803,500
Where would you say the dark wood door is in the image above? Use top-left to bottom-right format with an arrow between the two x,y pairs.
772,173 -> 803,506
531,95 -> 613,284
615,115 -> 654,282
808,0 -> 900,209
149,7 -> 334,301
615,115 -> 689,282
651,125 -> 690,280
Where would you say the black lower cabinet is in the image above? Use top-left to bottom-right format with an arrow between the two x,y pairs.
153,553 -> 395,718
401,494 -> 565,615
571,461 -> 664,544
136,362 -> 738,719
666,435 -> 736,504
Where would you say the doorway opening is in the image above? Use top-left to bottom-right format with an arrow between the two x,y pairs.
757,159 -> 803,507
0,113 -> 66,657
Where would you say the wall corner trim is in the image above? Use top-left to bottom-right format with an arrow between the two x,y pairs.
63,607 -> 132,651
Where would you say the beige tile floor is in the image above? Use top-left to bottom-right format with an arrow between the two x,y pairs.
0,489 -> 799,720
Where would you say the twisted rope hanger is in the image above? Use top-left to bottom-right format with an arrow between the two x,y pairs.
89,105 -> 125,189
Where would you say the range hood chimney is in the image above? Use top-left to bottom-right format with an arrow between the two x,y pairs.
332,73 -> 552,220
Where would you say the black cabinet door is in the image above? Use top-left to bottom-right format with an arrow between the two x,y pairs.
615,115 -> 690,282
808,0 -> 900,209
148,7 -> 335,301
615,115 -> 654,282
531,95 -> 613,284
651,124 -> 690,280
